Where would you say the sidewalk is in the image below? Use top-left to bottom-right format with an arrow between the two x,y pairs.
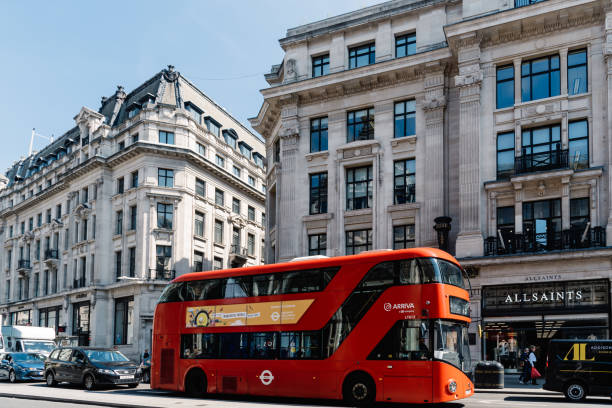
476,374 -> 555,395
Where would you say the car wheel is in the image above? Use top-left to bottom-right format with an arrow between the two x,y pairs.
565,382 -> 587,402
343,373 -> 375,406
128,383 -> 138,388
46,372 -> 57,387
8,370 -> 16,383
84,374 -> 96,391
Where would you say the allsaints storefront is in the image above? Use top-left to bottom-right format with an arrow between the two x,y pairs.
481,278 -> 610,372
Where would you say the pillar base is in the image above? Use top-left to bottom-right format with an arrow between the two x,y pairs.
606,220 -> 612,246
455,231 -> 484,258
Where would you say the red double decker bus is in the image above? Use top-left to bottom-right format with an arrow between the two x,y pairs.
151,248 -> 473,404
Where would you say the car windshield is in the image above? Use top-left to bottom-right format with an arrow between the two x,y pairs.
22,341 -> 55,354
84,350 -> 130,362
11,352 -> 46,362
433,319 -> 472,373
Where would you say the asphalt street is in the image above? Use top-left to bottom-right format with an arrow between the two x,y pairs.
0,382 -> 611,408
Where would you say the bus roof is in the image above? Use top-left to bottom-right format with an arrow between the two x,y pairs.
175,247 -> 460,282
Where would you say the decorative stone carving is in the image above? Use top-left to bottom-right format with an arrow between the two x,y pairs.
455,71 -> 483,87
285,59 -> 297,82
422,96 -> 447,111
163,65 -> 179,82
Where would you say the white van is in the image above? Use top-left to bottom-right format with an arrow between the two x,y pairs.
0,326 -> 56,355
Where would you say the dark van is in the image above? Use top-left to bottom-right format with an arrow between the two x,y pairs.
544,339 -> 612,402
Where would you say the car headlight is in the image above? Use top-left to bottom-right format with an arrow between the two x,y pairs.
97,369 -> 115,375
448,379 -> 457,394
28,367 -> 38,371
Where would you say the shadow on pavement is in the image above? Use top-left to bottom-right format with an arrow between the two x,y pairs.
504,395 -> 612,405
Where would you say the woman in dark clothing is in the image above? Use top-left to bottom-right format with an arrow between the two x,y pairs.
519,347 -> 531,384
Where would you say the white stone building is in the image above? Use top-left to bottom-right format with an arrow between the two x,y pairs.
251,0 -> 612,370
0,66 -> 266,359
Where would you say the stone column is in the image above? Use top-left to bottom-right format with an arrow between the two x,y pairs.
455,35 -> 484,257
422,63 -> 447,247
277,95 -> 300,262
375,21 -> 392,62
513,182 -> 523,234
513,58 -> 521,105
560,48 -> 568,95
605,11 -> 612,245
562,176 -> 571,230
329,33 -> 345,73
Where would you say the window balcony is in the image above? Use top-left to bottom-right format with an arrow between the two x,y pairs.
513,149 -> 568,176
514,0 -> 547,8
17,259 -> 31,270
229,244 -> 248,268
484,226 -> 606,256
44,249 -> 59,260
73,277 -> 86,289
147,268 -> 175,281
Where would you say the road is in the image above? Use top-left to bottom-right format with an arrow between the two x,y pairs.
0,382 -> 611,407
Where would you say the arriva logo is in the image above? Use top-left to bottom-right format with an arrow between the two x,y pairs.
384,302 -> 415,311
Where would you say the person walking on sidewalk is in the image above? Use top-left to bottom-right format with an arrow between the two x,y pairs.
528,345 -> 538,385
519,347 -> 531,384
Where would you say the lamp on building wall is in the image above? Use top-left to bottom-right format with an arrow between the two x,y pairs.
434,216 -> 452,252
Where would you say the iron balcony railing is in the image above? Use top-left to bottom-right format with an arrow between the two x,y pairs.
515,149 -> 568,175
17,259 -> 31,269
484,226 -> 606,256
147,268 -> 175,281
514,0 -> 547,8
44,249 -> 59,260
230,244 -> 249,257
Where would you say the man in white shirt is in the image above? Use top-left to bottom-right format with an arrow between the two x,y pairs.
528,345 -> 538,385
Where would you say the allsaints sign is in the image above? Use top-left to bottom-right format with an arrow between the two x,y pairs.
504,290 -> 582,304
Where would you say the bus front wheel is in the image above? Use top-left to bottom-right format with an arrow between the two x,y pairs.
564,381 -> 587,402
343,372 -> 375,406
185,368 -> 207,397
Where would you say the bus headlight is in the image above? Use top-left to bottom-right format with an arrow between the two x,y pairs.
447,379 -> 457,394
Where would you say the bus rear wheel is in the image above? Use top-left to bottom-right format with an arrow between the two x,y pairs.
343,372 -> 375,406
185,368 -> 207,397
565,381 -> 587,402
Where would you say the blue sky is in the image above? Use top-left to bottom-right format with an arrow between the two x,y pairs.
0,0 -> 380,170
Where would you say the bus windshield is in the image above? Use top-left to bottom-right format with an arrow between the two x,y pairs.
420,258 -> 465,289
434,319 -> 472,373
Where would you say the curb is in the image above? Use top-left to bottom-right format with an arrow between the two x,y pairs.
476,389 -> 554,396
0,392 -> 147,408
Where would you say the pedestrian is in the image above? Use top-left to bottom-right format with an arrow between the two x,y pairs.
528,345 -> 538,385
519,347 -> 530,384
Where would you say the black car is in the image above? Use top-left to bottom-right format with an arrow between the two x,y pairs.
544,339 -> 612,402
44,347 -> 141,390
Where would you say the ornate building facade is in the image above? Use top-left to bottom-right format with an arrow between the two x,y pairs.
251,0 -> 612,370
0,66 -> 266,358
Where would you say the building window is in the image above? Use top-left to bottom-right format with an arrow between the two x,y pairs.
239,141 -> 252,159
129,206 -> 137,230
347,166 -> 373,210
248,175 -> 255,187
233,166 -> 241,178
523,199 -> 561,251
37,213 -> 42,227
521,54 -> 560,102
215,189 -> 224,206
273,139 -> 280,163
213,257 -> 223,270
194,251 -> 203,272
194,211 -> 205,237
185,103 -> 202,124
347,108 -> 374,142
197,143 -> 206,156
56,204 -> 61,218
114,297 -> 134,345
128,247 -> 136,277
568,49 -> 587,95
131,171 -> 138,188
205,117 -> 221,137
497,206 -> 515,250
569,119 -> 588,169
248,206 -> 255,222
232,227 -> 241,247
115,251 -> 122,279
247,233 -> 255,256
308,233 -> 326,256
159,130 -> 175,145
309,172 -> 328,215
262,213 -> 266,226
393,225 -> 415,249
346,229 -> 372,255
29,217 -> 33,231
349,43 -> 375,69
131,133 -> 139,144
496,65 -> 514,109
394,100 -> 416,138
82,218 -> 88,241
157,203 -> 173,229
395,33 -> 416,58
158,168 -> 174,187
117,177 -> 124,194
312,54 -> 329,77
215,155 -> 225,168
497,131 -> 515,179
156,245 -> 172,272
214,220 -> 224,244
570,197 -> 589,231
195,178 -> 206,196
521,124 -> 561,171
115,210 -> 123,235
232,197 -> 241,214
310,117 -> 328,153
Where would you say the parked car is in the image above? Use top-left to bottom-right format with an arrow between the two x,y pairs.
44,347 -> 141,390
544,339 -> 612,402
0,352 -> 46,382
